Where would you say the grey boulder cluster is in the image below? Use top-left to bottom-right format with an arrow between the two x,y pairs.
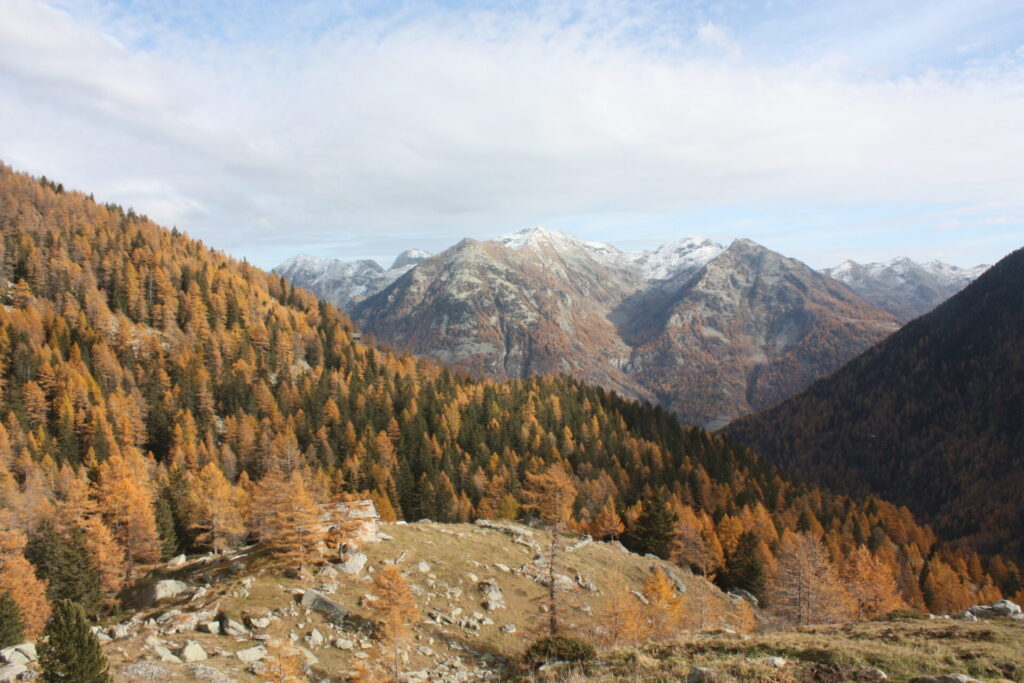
958,599 -> 1022,622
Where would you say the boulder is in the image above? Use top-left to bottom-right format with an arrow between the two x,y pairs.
178,640 -> 208,662
0,663 -> 27,682
154,645 -> 182,663
415,561 -> 431,573
478,580 -> 505,610
0,648 -> 28,666
168,554 -> 187,568
249,616 -> 272,629
991,599 -> 1021,616
300,589 -> 348,623
197,621 -> 221,634
337,552 -> 368,575
235,645 -> 268,663
766,657 -> 786,668
908,676 -> 980,683
222,619 -> 248,636
729,589 -> 760,608
333,638 -> 355,650
138,579 -> 190,607
306,628 -> 325,648
500,623 -> 516,634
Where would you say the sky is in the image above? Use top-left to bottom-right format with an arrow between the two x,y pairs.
1,0 -> 1022,270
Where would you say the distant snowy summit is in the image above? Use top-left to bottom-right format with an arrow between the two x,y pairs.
823,257 -> 989,322
274,249 -> 431,309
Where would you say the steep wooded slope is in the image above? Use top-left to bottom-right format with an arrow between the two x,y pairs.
726,246 -> 1024,560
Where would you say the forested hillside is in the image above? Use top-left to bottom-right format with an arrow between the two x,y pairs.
726,247 -> 1024,562
0,165 -> 1018,639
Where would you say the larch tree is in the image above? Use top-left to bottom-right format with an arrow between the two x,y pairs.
93,452 -> 160,578
601,579 -> 649,646
185,462 -> 245,553
590,497 -> 625,541
0,528 -> 50,636
256,469 -> 324,567
641,568 -> 684,640
370,564 -> 419,683
770,531 -> 853,625
841,546 -> 904,620
521,463 -> 577,636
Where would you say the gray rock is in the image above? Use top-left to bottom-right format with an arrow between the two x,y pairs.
178,640 -> 208,662
861,668 -> 889,682
729,588 -> 760,608
138,579 -> 190,607
9,644 -> 33,663
338,551 -> 367,575
122,662 -> 170,680
0,663 -> 26,682
235,645 -> 268,663
300,589 -> 349,623
154,645 -> 182,663
197,621 -> 221,634
991,599 -> 1021,616
222,619 -> 247,636
415,561 -> 431,573
249,616 -> 272,629
500,624 -> 516,634
306,628 -> 325,647
766,656 -> 786,668
418,646 -> 434,656
908,676 -> 980,683
168,554 -> 187,567
333,638 -> 355,650
959,611 -> 978,622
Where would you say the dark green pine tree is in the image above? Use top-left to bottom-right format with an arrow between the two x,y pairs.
625,497 -> 678,559
37,599 -> 111,683
721,530 -> 766,599
24,520 -> 103,615
154,490 -> 179,559
0,590 -> 26,648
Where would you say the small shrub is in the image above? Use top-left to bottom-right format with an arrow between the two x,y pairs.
524,636 -> 596,667
879,608 -> 927,621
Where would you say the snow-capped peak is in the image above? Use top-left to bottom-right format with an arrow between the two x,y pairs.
628,237 -> 725,281
496,227 -> 625,265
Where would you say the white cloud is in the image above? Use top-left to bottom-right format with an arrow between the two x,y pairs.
0,0 -> 1021,269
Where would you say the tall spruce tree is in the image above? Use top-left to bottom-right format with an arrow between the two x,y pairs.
0,590 -> 25,648
626,498 -> 678,559
722,531 -> 766,599
24,520 -> 104,615
37,599 -> 111,683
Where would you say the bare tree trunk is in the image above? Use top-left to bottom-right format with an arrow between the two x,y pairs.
548,530 -> 558,636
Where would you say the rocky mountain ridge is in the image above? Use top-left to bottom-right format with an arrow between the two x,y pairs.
285,229 -> 901,427
823,257 -> 989,322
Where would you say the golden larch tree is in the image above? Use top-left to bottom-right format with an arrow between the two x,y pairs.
256,469 -> 324,566
0,527 -> 50,636
521,463 -> 577,635
370,564 -> 419,682
641,568 -> 684,640
600,579 -> 650,646
841,546 -> 904,620
770,531 -> 853,625
94,452 -> 161,578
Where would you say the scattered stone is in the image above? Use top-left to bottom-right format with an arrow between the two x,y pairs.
493,563 -> 510,572
196,621 -> 221,634
338,551 -> 368,575
466,572 -> 479,583
0,643 -> 34,665
222,619 -> 247,636
575,574 -> 596,591
187,662 -> 234,683
728,588 -> 760,608
138,579 -> 190,607
478,580 -> 505,610
235,645 -> 268,663
178,640 -> 208,662
415,561 -> 431,573
418,646 -> 434,656
306,628 -> 325,648
686,666 -> 725,682
500,624 -> 516,634
300,588 -> 349,623
909,676 -> 980,683
766,656 -> 786,668
153,645 -> 181,663
121,662 -> 170,680
249,616 -> 272,629
565,535 -> 593,552
168,554 -> 187,567
861,667 -> 889,681
334,638 -> 355,650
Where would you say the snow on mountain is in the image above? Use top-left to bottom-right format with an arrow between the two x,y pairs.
273,249 -> 432,310
823,257 -> 989,322
628,237 -> 725,281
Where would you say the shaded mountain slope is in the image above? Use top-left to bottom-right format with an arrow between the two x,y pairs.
725,246 -> 1024,559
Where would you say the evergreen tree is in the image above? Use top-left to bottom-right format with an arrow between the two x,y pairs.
0,589 -> 25,648
37,599 -> 111,683
154,491 -> 179,559
722,531 -> 766,599
25,520 -> 103,615
626,498 -> 678,559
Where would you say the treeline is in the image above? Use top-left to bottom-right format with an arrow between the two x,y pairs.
0,164 -> 1019,638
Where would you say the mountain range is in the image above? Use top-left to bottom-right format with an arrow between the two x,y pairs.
277,229 -> 983,428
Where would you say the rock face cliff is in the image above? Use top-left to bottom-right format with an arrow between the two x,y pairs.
337,229 -> 900,427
